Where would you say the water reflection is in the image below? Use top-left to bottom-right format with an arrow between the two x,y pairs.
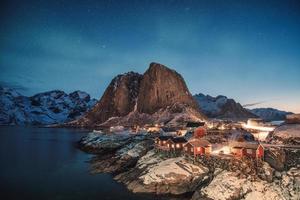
0,127 -> 179,200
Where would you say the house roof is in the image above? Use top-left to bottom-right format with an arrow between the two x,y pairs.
156,136 -> 173,141
230,141 -> 259,149
161,127 -> 177,132
186,121 -> 205,128
185,138 -> 211,147
168,137 -> 187,143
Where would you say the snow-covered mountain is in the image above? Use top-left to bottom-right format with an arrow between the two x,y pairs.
193,93 -> 257,120
250,108 -> 293,121
0,87 -> 97,125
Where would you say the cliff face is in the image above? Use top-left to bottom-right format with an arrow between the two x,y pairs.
72,63 -> 206,127
137,63 -> 199,114
78,72 -> 142,126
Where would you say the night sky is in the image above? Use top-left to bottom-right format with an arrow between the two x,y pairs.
1,0 -> 299,112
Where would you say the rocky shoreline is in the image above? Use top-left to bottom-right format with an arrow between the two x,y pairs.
78,132 -> 300,200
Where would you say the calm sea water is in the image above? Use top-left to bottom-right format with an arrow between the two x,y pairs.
0,126 -> 180,200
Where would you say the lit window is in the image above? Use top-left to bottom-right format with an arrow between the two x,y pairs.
163,141 -> 166,144
172,144 -> 175,148
197,147 -> 201,151
176,144 -> 180,148
246,149 -> 252,154
191,148 -> 194,152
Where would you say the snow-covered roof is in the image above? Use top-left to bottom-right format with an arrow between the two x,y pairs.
185,138 -> 211,147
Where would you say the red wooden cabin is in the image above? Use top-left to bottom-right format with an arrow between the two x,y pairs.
184,139 -> 211,157
230,142 -> 264,159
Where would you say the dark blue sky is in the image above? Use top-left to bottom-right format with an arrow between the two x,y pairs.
1,0 -> 299,112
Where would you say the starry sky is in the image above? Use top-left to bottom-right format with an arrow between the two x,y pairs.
1,0 -> 300,113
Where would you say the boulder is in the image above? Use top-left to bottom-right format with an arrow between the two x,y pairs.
259,162 -> 274,183
115,150 -> 210,195
280,167 -> 300,200
197,171 -> 285,200
264,148 -> 286,171
267,124 -> 300,145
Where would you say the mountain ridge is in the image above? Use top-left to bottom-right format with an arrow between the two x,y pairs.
0,87 -> 97,125
250,107 -> 293,121
193,93 -> 257,120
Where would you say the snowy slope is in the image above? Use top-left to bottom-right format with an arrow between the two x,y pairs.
0,87 -> 97,125
193,93 -> 256,120
250,108 -> 293,121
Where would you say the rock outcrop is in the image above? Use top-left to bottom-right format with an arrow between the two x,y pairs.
267,124 -> 300,145
78,131 -> 300,199
265,124 -> 300,169
193,93 -> 257,120
71,63 -> 206,127
194,170 -> 286,200
78,132 -> 154,174
115,150 -> 210,195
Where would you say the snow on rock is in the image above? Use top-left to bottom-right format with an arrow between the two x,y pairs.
81,133 -> 153,174
0,87 -> 97,125
267,124 -> 300,145
193,93 -> 256,120
79,132 -> 132,153
250,108 -> 293,121
101,102 -> 206,128
126,142 -> 149,158
198,171 -> 286,200
115,151 -> 210,195
140,157 -> 208,185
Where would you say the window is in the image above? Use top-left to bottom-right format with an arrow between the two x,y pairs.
163,141 -> 166,144
176,144 -> 180,148
197,147 -> 201,151
184,147 -> 188,151
172,144 -> 175,148
191,148 -> 194,152
246,149 -> 252,154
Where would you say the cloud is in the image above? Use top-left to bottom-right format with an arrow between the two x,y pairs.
0,81 -> 29,92
243,101 -> 267,107
243,98 -> 282,108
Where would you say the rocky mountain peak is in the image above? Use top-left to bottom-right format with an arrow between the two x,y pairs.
147,62 -> 176,73
78,71 -> 143,126
72,63 -> 206,127
137,62 -> 199,114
